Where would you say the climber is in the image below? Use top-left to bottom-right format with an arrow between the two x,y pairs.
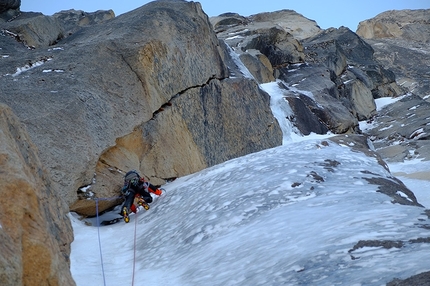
121,170 -> 162,223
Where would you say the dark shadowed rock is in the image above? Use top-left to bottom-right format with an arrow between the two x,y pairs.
303,27 -> 405,99
387,271 -> 430,286
0,0 -> 20,14
284,95 -> 329,135
278,63 -> 359,133
305,27 -> 376,67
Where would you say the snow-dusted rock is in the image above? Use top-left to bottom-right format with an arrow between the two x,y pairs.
364,94 -> 430,162
213,12 -> 405,135
1,14 -> 63,48
357,9 -> 430,98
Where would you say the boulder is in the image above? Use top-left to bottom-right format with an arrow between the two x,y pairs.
357,9 -> 430,43
1,14 -> 64,48
0,104 -> 74,286
53,9 -> 115,37
241,26 -> 304,67
278,64 -> 359,134
239,49 -> 275,83
303,27 -> 404,99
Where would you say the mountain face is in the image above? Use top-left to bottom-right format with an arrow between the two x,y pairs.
356,9 -> 430,164
211,11 -> 405,135
0,1 -> 429,285
357,9 -> 430,98
0,1 -> 282,216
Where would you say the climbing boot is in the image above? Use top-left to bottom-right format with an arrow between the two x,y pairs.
122,206 -> 129,223
137,198 -> 150,210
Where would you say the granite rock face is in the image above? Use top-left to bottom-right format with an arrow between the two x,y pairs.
356,9 -> 430,164
1,1 -> 429,284
1,0 -> 282,216
357,9 -> 430,43
357,9 -> 430,98
0,104 -> 74,286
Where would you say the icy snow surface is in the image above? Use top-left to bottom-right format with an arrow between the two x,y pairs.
70,82 -> 430,286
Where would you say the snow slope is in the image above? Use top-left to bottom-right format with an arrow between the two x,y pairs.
70,82 -> 430,286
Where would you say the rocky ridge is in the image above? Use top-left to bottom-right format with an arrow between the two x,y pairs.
211,10 -> 405,135
357,9 -> 430,98
357,9 -> 430,165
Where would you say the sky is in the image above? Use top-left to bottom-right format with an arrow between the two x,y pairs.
70,78 -> 430,285
20,0 -> 430,31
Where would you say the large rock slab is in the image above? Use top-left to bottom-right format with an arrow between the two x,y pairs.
0,104 -> 74,286
1,0 -> 282,214
278,64 -> 359,133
